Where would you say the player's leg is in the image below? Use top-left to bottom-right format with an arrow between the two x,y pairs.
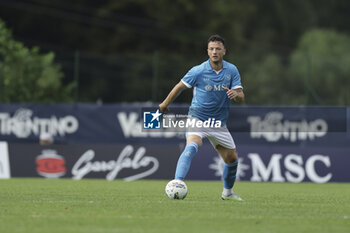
208,128 -> 243,201
174,134 -> 202,181
214,145 -> 242,200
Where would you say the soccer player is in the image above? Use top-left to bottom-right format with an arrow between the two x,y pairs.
159,35 -> 245,201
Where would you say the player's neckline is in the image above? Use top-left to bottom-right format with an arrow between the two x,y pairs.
213,69 -> 222,74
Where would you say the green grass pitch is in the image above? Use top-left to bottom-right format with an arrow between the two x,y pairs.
1,178 -> 349,233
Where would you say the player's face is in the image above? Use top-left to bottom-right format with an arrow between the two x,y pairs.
207,41 -> 226,63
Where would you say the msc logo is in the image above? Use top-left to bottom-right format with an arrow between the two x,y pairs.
143,110 -> 162,129
205,84 -> 228,92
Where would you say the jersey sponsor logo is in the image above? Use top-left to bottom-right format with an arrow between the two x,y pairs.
214,84 -> 229,91
205,83 -> 228,92
36,150 -> 66,178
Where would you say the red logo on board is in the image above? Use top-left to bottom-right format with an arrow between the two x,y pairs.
36,150 -> 66,178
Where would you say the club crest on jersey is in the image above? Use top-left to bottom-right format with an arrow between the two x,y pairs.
225,74 -> 231,80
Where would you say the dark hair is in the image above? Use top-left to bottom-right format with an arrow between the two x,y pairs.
208,35 -> 225,47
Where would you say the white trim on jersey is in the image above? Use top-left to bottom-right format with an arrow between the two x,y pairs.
181,79 -> 192,88
232,85 -> 243,89
214,69 -> 222,75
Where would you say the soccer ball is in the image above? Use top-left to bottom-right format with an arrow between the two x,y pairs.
165,179 -> 188,200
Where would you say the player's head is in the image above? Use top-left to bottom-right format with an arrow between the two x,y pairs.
208,35 -> 225,48
207,35 -> 226,63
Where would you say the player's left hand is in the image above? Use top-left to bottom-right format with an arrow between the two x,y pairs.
159,103 -> 169,113
224,87 -> 239,100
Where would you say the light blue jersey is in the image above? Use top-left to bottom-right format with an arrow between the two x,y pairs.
181,59 -> 242,126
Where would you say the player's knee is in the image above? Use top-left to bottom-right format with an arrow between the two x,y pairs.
187,135 -> 202,147
223,157 -> 235,164
223,150 -> 238,163
191,140 -> 202,147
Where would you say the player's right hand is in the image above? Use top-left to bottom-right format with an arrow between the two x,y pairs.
159,103 -> 169,113
224,87 -> 238,100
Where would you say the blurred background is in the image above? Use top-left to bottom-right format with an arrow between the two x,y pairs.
0,0 -> 349,105
0,0 -> 350,184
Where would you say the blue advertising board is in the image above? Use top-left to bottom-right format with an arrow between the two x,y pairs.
189,144 -> 350,183
0,104 -> 349,147
1,103 -> 348,182
6,143 -> 350,183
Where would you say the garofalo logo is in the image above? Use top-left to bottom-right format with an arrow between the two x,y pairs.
71,145 -> 159,181
0,108 -> 79,138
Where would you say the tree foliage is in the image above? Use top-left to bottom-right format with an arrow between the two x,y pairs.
244,29 -> 350,105
0,18 -> 74,102
288,29 -> 350,105
0,0 -> 349,104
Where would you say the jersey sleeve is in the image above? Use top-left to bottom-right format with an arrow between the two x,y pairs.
181,67 -> 198,88
231,66 -> 243,89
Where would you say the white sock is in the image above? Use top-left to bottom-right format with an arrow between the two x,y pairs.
222,188 -> 233,196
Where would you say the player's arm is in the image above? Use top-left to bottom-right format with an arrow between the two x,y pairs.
159,81 -> 188,112
224,87 -> 245,103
